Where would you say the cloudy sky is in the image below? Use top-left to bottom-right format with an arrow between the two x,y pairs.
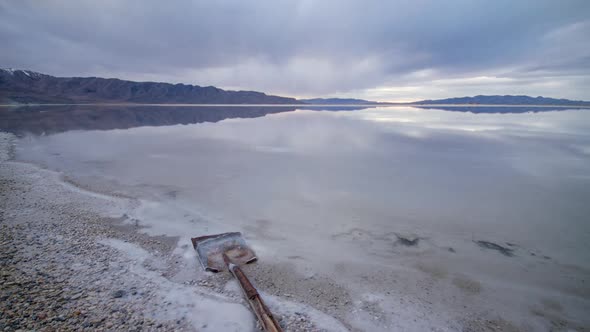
1,0 -> 589,101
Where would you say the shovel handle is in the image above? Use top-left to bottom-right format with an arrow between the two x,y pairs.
224,255 -> 283,332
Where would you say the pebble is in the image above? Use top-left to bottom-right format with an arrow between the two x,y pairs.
111,290 -> 126,298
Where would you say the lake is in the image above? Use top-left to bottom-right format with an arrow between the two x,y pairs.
4,104 -> 590,330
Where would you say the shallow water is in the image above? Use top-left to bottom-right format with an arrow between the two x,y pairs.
7,105 -> 590,329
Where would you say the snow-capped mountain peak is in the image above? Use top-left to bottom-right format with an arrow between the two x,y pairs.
1,68 -> 42,78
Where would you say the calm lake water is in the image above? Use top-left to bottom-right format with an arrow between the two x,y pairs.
4,105 -> 590,329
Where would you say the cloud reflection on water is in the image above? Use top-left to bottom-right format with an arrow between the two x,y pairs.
13,106 -> 590,270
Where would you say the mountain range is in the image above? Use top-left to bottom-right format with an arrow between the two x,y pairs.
1,68 -> 589,106
300,98 -> 377,105
0,68 -> 300,104
413,95 -> 590,106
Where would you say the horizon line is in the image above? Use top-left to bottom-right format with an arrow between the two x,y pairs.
1,103 -> 590,108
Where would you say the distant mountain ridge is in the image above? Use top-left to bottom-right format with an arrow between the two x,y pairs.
300,98 -> 378,105
0,68 -> 301,104
413,95 -> 590,106
301,95 -> 590,106
2,69 -> 589,107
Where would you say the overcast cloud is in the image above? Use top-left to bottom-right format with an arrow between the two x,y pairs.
1,0 -> 589,101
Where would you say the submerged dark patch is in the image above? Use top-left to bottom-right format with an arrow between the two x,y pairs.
395,234 -> 420,247
475,240 -> 514,257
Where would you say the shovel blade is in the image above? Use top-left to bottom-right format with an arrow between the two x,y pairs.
191,232 -> 257,272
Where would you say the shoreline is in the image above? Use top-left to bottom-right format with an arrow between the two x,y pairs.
0,132 -> 340,331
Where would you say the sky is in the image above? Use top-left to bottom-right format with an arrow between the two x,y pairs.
1,0 -> 589,102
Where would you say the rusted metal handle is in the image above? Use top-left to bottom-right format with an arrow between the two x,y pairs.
224,254 -> 283,332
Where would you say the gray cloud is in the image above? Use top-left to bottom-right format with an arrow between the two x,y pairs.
1,0 -> 589,100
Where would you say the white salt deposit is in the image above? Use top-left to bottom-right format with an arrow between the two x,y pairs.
100,238 -> 255,331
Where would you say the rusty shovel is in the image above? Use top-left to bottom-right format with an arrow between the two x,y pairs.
191,232 -> 283,332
